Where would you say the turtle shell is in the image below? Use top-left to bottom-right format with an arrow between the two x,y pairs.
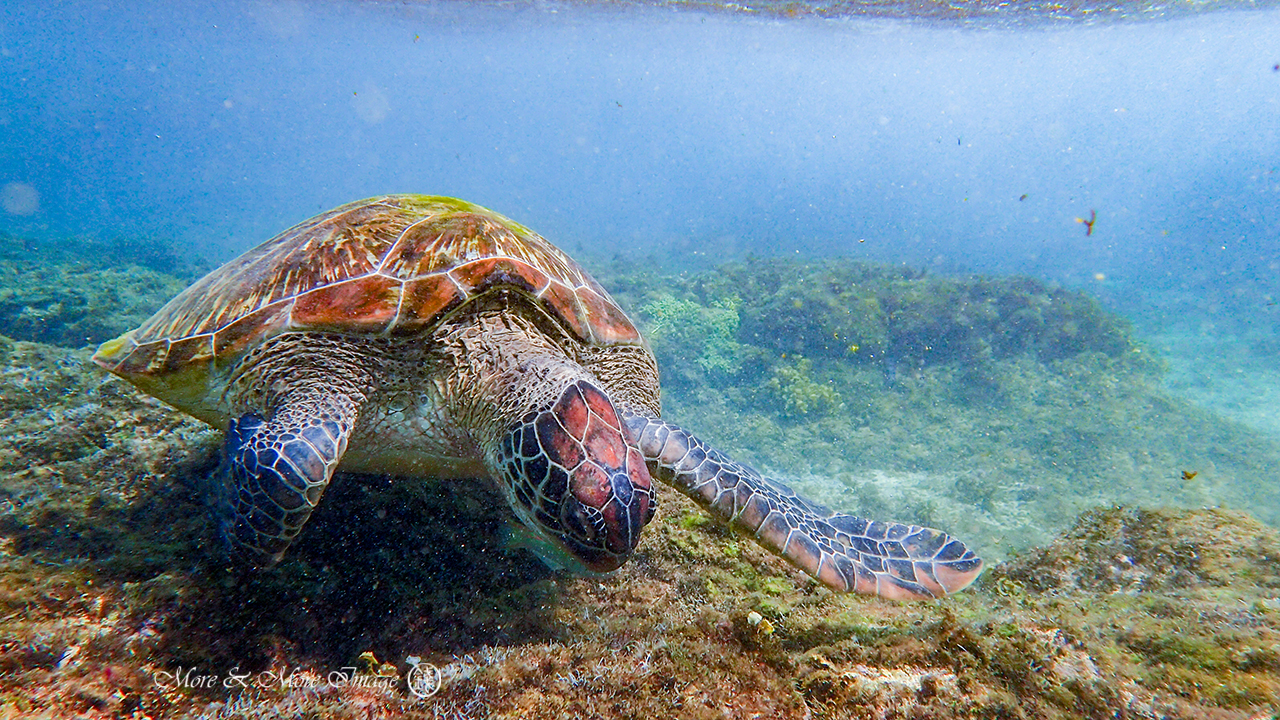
93,195 -> 642,389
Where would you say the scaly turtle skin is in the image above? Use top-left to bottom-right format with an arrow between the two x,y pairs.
93,195 -> 982,600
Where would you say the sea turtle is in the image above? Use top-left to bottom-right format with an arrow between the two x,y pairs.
93,195 -> 982,600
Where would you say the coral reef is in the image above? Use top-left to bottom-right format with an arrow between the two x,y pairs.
762,355 -> 843,418
639,293 -> 751,386
2,248 -> 1279,717
0,235 -> 203,348
606,257 -> 1280,557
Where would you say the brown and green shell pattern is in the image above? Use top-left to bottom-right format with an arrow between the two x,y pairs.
93,196 -> 640,408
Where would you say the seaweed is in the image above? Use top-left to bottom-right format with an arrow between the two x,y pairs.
639,293 -> 751,387
761,355 -> 842,419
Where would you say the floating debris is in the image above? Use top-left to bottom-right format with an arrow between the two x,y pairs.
1075,208 -> 1098,235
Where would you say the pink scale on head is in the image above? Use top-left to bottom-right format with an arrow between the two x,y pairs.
583,421 -> 624,469
626,447 -> 648,488
554,383 -> 590,442
537,408 -> 585,470
570,463 -> 611,509
581,386 -> 623,430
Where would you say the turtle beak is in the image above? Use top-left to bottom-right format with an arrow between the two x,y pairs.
561,456 -> 652,571
496,380 -> 654,573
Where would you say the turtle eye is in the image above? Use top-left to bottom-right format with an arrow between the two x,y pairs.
562,499 -> 604,545
641,488 -> 657,525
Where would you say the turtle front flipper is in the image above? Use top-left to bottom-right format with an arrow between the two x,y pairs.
621,410 -> 982,600
214,393 -> 359,565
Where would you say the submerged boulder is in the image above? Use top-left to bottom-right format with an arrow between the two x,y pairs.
1000,505 -> 1280,595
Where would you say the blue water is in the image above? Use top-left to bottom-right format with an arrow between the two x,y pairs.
2,1 -> 1277,294
2,0 -> 1279,436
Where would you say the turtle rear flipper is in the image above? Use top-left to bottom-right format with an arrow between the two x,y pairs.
214,393 -> 358,565
622,411 -> 983,600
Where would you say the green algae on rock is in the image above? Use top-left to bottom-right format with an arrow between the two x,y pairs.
611,257 -> 1280,558
0,344 -> 1275,717
636,258 -> 1143,368
640,293 -> 750,383
0,235 -> 195,349
2,433 -> 1277,719
762,355 -> 843,419
4,247 -> 1280,717
999,505 -> 1280,595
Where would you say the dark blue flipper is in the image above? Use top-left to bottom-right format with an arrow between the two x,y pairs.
213,399 -> 356,565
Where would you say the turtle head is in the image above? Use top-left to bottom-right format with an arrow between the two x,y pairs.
495,379 -> 655,573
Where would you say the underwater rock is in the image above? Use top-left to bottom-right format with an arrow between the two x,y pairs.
0,235 -> 202,348
637,257 -> 1143,369
0,258 -> 188,348
3,252 -> 1280,717
0,336 -> 1278,717
999,505 -> 1280,594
